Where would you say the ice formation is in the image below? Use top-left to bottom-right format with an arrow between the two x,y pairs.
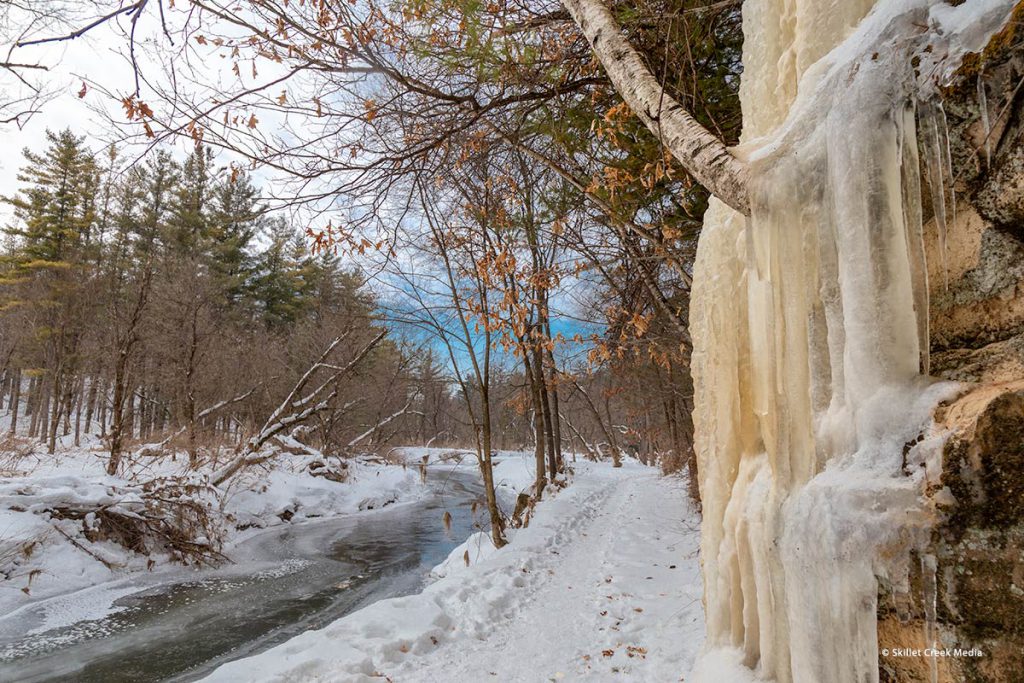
688,1 -> 1016,682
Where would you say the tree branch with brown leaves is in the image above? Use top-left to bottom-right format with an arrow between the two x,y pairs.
559,0 -> 750,214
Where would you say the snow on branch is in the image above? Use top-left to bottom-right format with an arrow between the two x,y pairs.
133,384 -> 264,459
346,399 -> 417,449
211,330 -> 388,486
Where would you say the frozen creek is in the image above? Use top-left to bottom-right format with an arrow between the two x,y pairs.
0,471 -> 483,683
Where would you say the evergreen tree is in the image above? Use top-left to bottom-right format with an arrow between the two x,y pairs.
0,131 -> 428,465
207,172 -> 260,306
1,129 -> 99,453
3,129 -> 98,281
167,145 -> 214,255
250,219 -> 308,327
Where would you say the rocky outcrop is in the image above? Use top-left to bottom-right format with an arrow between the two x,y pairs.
879,384 -> 1024,683
877,14 -> 1024,681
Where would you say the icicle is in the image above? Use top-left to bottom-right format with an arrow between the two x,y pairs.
977,71 -> 992,167
919,102 -> 949,290
931,104 -> 949,292
689,2 -> 1018,682
939,102 -> 956,237
901,102 -> 930,376
921,553 -> 939,683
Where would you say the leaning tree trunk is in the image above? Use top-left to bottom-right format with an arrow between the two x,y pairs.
559,0 -> 749,214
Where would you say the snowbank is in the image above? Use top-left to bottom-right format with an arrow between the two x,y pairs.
225,458 -> 425,529
0,444 -> 427,619
428,530 -> 506,580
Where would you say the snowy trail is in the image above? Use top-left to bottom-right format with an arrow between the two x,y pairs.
202,462 -> 705,682
401,466 -> 705,682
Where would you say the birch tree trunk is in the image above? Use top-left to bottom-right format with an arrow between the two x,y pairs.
560,0 -> 750,214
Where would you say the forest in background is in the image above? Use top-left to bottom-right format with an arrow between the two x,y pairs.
0,127 -> 700,498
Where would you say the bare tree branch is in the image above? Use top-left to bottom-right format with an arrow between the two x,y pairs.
211,330 -> 387,487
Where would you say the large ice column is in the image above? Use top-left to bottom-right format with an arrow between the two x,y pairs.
689,1 -> 1016,681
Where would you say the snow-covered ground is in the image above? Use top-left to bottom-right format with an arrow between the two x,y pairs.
0,437 -> 429,619
201,460 -> 705,682
1,441 -> 707,681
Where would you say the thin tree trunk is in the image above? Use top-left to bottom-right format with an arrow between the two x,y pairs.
185,307 -> 199,466
538,287 -> 563,471
107,261 -> 154,471
534,346 -> 558,482
125,390 -> 135,441
26,378 -> 38,437
523,356 -> 547,497
8,369 -> 20,435
142,386 -> 153,441
74,375 -> 84,447
107,349 -> 132,475
84,374 -> 97,434
26,375 -> 38,417
39,385 -> 51,445
47,370 -> 63,453
60,376 -> 74,437
479,392 -> 506,548
97,378 -> 108,438
542,340 -> 563,470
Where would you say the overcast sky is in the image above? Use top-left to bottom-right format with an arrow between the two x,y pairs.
1,16 -> 132,217
0,6 -> 601,358
0,6 -> 258,221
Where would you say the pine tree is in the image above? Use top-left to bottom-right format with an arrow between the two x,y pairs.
1,129 -> 98,453
3,130 -> 98,280
207,172 -> 260,305
167,145 -> 214,255
250,219 -> 309,327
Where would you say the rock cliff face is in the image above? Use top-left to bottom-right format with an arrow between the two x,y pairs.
877,16 -> 1024,682
879,383 -> 1024,683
